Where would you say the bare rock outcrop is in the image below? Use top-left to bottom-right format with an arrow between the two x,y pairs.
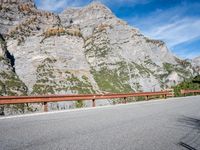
0,1 -> 199,114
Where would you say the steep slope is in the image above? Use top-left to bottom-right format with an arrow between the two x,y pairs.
1,0 -> 97,95
193,56 -> 200,66
192,56 -> 200,73
0,33 -> 28,115
0,34 -> 27,96
60,2 -> 198,91
0,1 -> 199,97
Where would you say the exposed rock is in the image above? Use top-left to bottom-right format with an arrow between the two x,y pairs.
0,1 -> 199,115
193,56 -> 200,66
192,56 -> 200,73
0,33 -> 29,115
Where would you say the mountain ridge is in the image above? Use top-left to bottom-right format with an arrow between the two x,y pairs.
0,0 -> 200,114
0,1 -> 199,114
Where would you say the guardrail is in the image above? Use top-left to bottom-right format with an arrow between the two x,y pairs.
181,90 -> 200,96
0,91 -> 169,112
164,89 -> 174,97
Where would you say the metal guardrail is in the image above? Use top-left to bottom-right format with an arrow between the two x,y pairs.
0,91 -> 169,112
181,90 -> 200,96
163,89 -> 174,97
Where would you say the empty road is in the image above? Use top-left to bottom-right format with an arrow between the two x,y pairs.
0,96 -> 200,150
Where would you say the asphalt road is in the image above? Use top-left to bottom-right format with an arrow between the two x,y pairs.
0,96 -> 200,150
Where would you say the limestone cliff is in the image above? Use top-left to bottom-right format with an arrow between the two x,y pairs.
0,1 -> 199,114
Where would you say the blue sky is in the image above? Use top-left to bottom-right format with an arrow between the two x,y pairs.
34,0 -> 200,59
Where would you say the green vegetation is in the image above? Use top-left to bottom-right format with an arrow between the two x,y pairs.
66,73 -> 95,94
144,37 -> 165,47
90,60 -> 155,93
0,80 -> 6,95
32,57 -> 95,95
32,58 -> 57,94
144,58 -> 159,67
91,65 -> 132,93
85,43 -> 110,58
0,56 -> 4,61
84,31 -> 111,59
163,63 -> 174,73
0,70 -> 30,115
175,58 -> 192,68
173,75 -> 200,97
85,31 -> 157,93
75,100 -> 84,108
161,62 -> 192,82
132,62 -> 153,76
0,71 -> 28,96
32,84 -> 55,95
193,76 -> 200,83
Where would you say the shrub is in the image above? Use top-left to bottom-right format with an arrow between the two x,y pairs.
173,75 -> 200,96
75,100 -> 84,108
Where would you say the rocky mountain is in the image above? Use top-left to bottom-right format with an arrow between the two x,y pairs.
0,1 -> 199,113
192,56 -> 200,73
193,56 -> 200,66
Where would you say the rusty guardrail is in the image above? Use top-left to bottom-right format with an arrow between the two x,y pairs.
164,89 -> 174,97
0,91 -> 169,112
181,90 -> 200,96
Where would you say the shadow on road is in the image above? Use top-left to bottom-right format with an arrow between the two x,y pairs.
178,116 -> 200,150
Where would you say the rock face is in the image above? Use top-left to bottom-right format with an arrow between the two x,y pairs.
192,56 -> 200,73
193,56 -> 200,66
0,1 -> 199,113
0,34 -> 27,96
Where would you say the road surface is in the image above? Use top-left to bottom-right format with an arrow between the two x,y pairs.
0,96 -> 200,150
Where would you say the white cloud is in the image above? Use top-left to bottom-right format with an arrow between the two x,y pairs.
37,0 -> 150,12
37,0 -> 66,12
125,2 -> 200,47
146,18 -> 200,47
124,2 -> 200,58
36,0 -> 200,58
37,0 -> 87,12
174,48 -> 200,59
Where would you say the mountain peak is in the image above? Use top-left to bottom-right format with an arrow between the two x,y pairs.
89,1 -> 107,7
86,1 -> 112,12
193,56 -> 200,66
61,0 -> 112,15
1,0 -> 199,104
60,1 -> 115,31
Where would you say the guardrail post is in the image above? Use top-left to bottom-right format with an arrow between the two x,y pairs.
43,102 -> 48,112
92,99 -> 96,107
124,97 -> 127,104
180,90 -> 185,97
